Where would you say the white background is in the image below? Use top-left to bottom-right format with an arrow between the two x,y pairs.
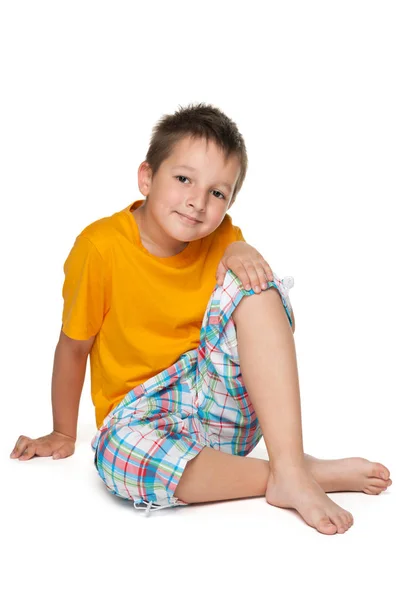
1,1 -> 399,598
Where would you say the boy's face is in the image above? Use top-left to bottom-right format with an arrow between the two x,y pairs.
137,135 -> 241,246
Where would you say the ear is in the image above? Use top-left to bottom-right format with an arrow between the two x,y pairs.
138,161 -> 153,196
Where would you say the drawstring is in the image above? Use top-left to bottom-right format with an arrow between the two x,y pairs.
273,274 -> 294,321
133,498 -> 180,517
282,275 -> 294,291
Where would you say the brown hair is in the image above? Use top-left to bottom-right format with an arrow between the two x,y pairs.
144,102 -> 248,208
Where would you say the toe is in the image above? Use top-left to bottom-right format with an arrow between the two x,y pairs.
372,463 -> 390,480
317,516 -> 337,535
340,513 -> 351,532
368,477 -> 391,489
365,486 -> 384,495
332,513 -> 349,534
343,511 -> 353,528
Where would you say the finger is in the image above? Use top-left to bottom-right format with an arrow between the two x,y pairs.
35,442 -> 56,458
231,263 -> 252,290
53,444 -> 74,460
261,260 -> 274,281
254,263 -> 270,290
10,435 -> 24,457
242,262 -> 263,292
10,436 -> 31,459
216,268 -> 227,286
18,443 -> 37,461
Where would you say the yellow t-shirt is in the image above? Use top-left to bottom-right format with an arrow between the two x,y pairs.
62,200 -> 246,428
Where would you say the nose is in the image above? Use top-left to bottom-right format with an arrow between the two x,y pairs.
186,189 -> 208,213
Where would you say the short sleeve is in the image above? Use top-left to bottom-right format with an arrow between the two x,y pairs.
233,225 -> 246,242
61,235 -> 109,340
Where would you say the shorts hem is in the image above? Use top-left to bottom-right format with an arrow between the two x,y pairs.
132,441 -> 205,515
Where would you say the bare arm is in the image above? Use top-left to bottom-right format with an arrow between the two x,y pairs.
291,310 -> 295,333
51,329 -> 96,440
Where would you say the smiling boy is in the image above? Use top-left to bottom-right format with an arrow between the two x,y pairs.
10,103 -> 391,534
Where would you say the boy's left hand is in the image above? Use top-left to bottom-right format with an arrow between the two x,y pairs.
215,242 -> 274,293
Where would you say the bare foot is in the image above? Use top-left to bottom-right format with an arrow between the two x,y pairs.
305,454 -> 392,495
266,466 -> 354,535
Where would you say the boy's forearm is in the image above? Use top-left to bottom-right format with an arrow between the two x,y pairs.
51,341 -> 89,440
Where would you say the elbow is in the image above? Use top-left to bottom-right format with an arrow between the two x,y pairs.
59,329 -> 96,357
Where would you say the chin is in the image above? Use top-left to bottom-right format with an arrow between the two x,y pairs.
165,227 -> 189,243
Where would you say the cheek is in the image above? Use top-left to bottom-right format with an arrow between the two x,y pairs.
158,189 -> 180,211
209,205 -> 228,227
166,187 -> 183,207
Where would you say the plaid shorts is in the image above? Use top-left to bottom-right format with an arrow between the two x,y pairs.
91,269 -> 294,516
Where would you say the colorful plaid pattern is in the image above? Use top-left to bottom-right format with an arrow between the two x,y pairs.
91,269 -> 294,516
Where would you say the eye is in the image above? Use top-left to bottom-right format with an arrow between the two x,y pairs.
176,176 -> 226,200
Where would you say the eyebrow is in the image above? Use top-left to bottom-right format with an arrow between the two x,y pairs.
172,164 -> 232,193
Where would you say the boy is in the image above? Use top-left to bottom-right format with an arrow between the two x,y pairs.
10,103 -> 391,534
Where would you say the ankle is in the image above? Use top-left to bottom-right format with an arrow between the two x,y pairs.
270,456 -> 307,477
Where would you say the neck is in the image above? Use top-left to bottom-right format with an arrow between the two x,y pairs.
133,202 -> 189,257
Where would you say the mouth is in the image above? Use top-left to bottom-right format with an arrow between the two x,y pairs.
176,212 -> 202,224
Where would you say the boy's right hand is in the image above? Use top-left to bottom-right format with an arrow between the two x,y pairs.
9,431 -> 76,461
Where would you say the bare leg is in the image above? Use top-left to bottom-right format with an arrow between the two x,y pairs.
175,447 -> 391,504
175,447 -> 270,504
232,288 -> 353,534
175,287 -> 392,531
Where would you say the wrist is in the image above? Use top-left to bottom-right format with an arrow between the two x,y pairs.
53,429 -> 76,442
